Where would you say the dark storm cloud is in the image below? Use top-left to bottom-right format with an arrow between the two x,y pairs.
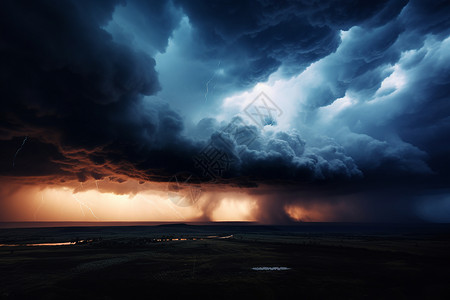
0,0 -> 188,183
0,0 -> 449,209
173,0 -> 406,83
0,0 -> 374,186
293,0 -> 450,186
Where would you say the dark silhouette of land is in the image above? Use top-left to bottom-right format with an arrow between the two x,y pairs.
0,223 -> 449,299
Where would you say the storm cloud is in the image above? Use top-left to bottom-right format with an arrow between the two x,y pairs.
0,0 -> 449,222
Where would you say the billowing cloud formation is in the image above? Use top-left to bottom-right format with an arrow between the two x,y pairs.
0,0 -> 386,185
173,0 -> 406,83
0,0 -> 189,183
0,0 -> 449,222
300,1 -> 450,184
197,117 -> 362,183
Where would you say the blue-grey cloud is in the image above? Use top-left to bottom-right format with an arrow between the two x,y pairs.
172,0 -> 404,85
0,0 -> 449,222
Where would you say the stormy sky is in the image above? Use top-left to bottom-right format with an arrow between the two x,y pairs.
0,0 -> 449,223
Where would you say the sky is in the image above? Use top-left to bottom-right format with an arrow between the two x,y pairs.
0,0 -> 449,223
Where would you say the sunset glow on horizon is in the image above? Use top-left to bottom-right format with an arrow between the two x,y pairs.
1,177 -> 359,223
0,179 -> 269,223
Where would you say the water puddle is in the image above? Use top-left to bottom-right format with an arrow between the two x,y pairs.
252,267 -> 291,271
0,240 -> 92,247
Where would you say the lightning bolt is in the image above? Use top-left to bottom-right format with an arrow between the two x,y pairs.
72,194 -> 86,217
72,194 -> 99,220
95,180 -> 99,190
73,183 -> 99,220
12,136 -> 28,167
204,60 -> 221,103
34,193 -> 46,221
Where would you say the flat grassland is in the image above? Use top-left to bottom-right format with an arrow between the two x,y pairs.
0,223 -> 449,299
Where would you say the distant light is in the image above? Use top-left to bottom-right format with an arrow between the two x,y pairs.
252,267 -> 291,271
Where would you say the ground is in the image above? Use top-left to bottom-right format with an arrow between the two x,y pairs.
0,223 -> 449,299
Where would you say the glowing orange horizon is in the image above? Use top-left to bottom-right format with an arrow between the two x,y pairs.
0,178 -> 354,223
0,179 -> 262,222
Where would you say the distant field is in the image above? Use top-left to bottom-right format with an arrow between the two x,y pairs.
0,223 -> 449,299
